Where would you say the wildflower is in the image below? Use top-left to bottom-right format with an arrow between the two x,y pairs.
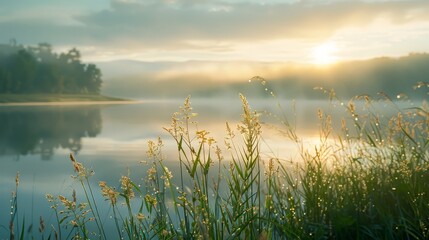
348,101 -> 355,114
120,176 -> 135,199
58,195 -> 76,210
70,153 -> 76,162
58,195 -> 67,204
145,194 -> 157,206
46,194 -> 58,209
161,166 -> 173,187
267,158 -> 275,175
396,112 -> 403,129
46,194 -> 54,202
136,213 -> 145,221
207,137 -> 216,146
147,167 -> 157,181
196,130 -> 209,143
364,95 -> 370,103
215,146 -> 223,161
226,122 -> 235,139
99,181 -> 106,188
165,112 -> 180,137
182,96 -> 192,118
108,189 -> 118,205
147,140 -> 156,158
73,161 -> 84,174
99,181 -> 119,205
70,220 -> 78,227
146,137 -> 164,158
70,153 -> 86,177
78,203 -> 87,211
177,195 -> 187,202
239,94 -> 261,135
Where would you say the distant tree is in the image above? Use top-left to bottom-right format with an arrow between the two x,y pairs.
6,49 -> 37,93
0,42 -> 103,94
84,64 -> 102,94
35,62 -> 61,93
30,43 -> 57,63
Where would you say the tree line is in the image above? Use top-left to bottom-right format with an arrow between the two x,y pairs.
0,42 -> 102,94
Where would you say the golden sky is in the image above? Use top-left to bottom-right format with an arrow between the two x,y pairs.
1,0 -> 429,64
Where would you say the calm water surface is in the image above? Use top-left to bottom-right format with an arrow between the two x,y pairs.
0,98 -> 407,237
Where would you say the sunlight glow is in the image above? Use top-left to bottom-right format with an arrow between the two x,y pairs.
311,42 -> 339,65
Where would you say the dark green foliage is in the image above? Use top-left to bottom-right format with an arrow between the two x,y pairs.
0,42 -> 102,94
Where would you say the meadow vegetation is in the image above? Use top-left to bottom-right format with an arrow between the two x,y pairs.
6,81 -> 429,239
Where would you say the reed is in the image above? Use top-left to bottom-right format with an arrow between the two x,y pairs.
4,87 -> 429,239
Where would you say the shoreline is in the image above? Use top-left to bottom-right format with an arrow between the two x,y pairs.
0,100 -> 141,107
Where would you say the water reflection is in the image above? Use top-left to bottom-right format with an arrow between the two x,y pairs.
0,99 -> 416,238
0,106 -> 102,160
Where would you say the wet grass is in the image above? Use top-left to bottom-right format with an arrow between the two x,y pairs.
4,89 -> 429,239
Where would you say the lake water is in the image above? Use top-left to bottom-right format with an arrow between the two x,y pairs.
0,98 -> 412,237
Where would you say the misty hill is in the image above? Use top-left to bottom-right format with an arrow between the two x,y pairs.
99,53 -> 429,100
226,53 -> 429,100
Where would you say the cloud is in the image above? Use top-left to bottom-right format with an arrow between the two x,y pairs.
1,0 -> 429,58
76,0 -> 429,44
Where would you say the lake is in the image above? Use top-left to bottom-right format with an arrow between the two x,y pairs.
0,97 -> 412,237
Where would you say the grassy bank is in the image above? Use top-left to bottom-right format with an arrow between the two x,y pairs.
5,91 -> 429,239
0,93 -> 128,103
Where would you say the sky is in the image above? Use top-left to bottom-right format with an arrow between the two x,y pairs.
1,0 -> 429,64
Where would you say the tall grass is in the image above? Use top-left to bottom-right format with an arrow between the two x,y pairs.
4,88 -> 429,239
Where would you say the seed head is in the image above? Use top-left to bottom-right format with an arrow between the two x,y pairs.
120,176 -> 135,199
15,172 -> 19,187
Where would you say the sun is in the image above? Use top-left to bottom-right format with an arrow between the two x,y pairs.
311,42 -> 339,65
